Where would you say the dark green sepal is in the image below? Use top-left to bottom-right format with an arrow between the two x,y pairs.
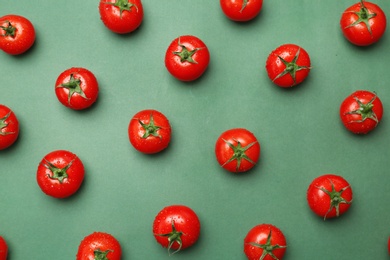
247,229 -> 287,260
0,111 -> 14,136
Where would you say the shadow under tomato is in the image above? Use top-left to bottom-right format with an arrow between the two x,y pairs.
8,33 -> 38,59
0,129 -> 22,155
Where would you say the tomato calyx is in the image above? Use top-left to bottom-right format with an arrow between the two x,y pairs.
0,112 -> 14,136
173,38 -> 201,64
0,21 -> 16,37
240,0 -> 249,12
316,179 -> 352,220
57,74 -> 89,105
103,0 -> 138,18
222,139 -> 257,171
274,48 -> 310,86
247,229 -> 287,260
138,113 -> 162,139
42,158 -> 75,183
345,0 -> 376,35
345,92 -> 379,125
93,248 -> 113,260
155,220 -> 183,255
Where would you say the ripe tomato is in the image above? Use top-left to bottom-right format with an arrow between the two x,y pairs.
220,0 -> 263,22
165,35 -> 210,81
265,44 -> 311,88
76,232 -> 122,260
99,0 -> 143,34
55,67 -> 99,110
215,128 -> 260,173
340,0 -> 386,46
0,236 -> 8,260
244,224 -> 287,260
0,14 -> 35,55
128,109 -> 171,154
339,90 -> 383,134
36,150 -> 85,199
0,104 -> 19,150
307,174 -> 353,220
388,237 -> 390,255
153,205 -> 200,255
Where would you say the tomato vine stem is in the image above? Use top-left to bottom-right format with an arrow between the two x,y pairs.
0,112 -> 14,135
103,0 -> 138,18
247,229 -> 287,260
345,0 -> 376,35
0,21 -> 16,37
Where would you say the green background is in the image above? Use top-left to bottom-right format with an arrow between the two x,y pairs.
1,0 -> 390,259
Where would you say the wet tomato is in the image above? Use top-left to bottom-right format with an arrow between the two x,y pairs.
76,232 -> 122,260
215,128 -> 260,173
340,90 -> 383,134
220,0 -> 263,22
244,223 -> 287,260
0,236 -> 8,260
0,104 -> 19,150
55,67 -> 99,110
36,150 -> 85,199
128,109 -> 171,154
99,0 -> 143,34
0,14 -> 35,55
307,174 -> 353,220
153,205 -> 200,255
165,35 -> 210,81
340,0 -> 387,46
266,44 -> 311,88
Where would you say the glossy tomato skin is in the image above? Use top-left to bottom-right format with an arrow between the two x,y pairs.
55,67 -> 99,110
76,232 -> 122,260
244,224 -> 287,260
388,237 -> 390,255
0,236 -> 8,260
128,109 -> 171,154
307,174 -> 353,220
266,44 -> 311,88
215,128 -> 260,173
340,90 -> 383,134
0,104 -> 19,150
340,1 -> 386,46
0,14 -> 35,55
165,35 -> 210,81
153,205 -> 200,254
36,150 -> 85,199
220,0 -> 263,22
99,0 -> 143,34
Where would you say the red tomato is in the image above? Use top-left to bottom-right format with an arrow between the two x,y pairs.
0,236 -> 8,260
220,0 -> 263,22
128,109 -> 171,154
215,128 -> 260,173
99,0 -> 143,34
0,104 -> 19,150
36,150 -> 85,199
388,237 -> 390,255
153,205 -> 200,255
307,174 -> 353,220
340,90 -> 383,134
165,35 -> 210,81
266,44 -> 311,88
55,67 -> 99,110
387,237 -> 390,255
244,224 -> 287,260
340,0 -> 386,46
76,232 -> 122,260
0,14 -> 35,55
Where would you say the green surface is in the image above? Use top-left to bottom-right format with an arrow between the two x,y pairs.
1,0 -> 390,259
